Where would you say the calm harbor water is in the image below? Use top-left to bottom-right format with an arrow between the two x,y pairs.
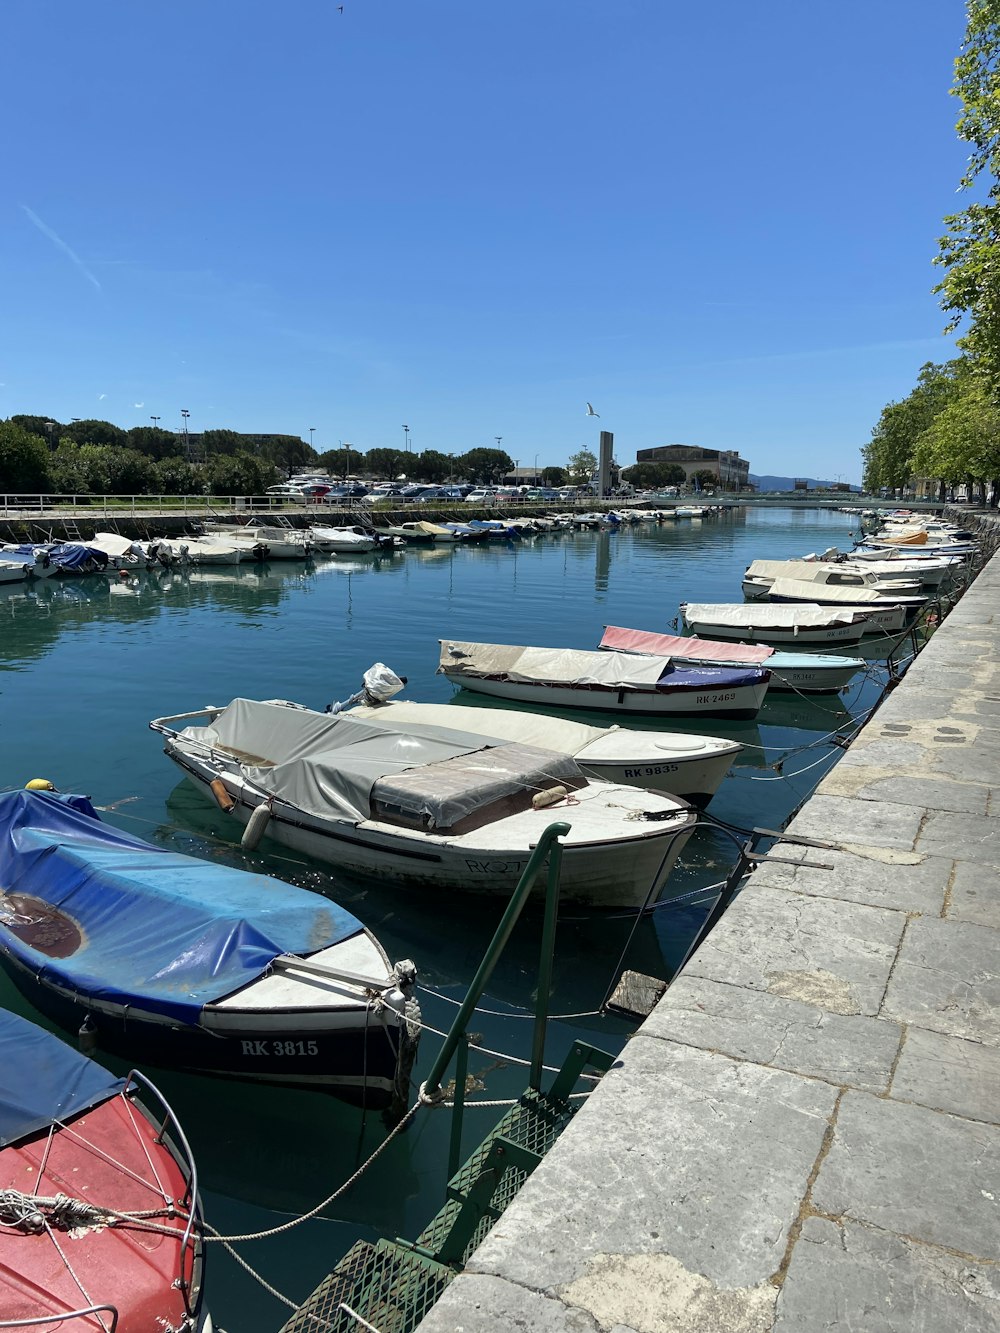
2,506 -> 903,1329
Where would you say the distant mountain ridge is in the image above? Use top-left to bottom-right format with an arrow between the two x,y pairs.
749,474 -> 860,492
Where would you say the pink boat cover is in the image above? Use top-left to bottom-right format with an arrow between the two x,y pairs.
600,625 -> 773,664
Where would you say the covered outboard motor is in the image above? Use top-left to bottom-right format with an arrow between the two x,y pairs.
326,662 -> 407,714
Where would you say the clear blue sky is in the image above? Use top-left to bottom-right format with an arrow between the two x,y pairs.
3,1 -> 968,483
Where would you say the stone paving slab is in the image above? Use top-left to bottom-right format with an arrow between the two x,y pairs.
947,860 -> 1000,928
782,793 -> 923,850
918,810 -> 1000,861
643,974 -> 901,1092
891,1027 -> 1000,1124
684,882 -> 906,1016
464,1039 -> 836,1292
773,1217 -> 1000,1333
882,915 -> 1000,1045
751,844 -> 951,914
416,1273 -> 611,1333
811,1091 -> 1000,1258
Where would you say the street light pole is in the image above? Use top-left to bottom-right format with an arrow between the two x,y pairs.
150,416 -> 160,432
181,409 -> 190,460
309,427 -> 315,452
402,424 -> 410,453
533,453 -> 539,484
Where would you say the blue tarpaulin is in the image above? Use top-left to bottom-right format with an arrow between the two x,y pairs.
0,791 -> 365,1025
0,1009 -> 124,1147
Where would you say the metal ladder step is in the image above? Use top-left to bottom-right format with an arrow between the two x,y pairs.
277,1239 -> 454,1333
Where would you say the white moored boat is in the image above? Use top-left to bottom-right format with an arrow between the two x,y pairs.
599,626 -> 864,694
681,602 -> 870,646
383,521 -> 459,543
150,698 -> 698,910
310,525 -> 388,553
438,640 -> 771,719
742,559 -> 922,600
800,548 -> 961,588
347,697 -> 742,808
757,578 -> 926,634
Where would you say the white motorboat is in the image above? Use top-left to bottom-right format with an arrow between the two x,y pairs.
310,524 -> 382,553
599,626 -> 864,694
681,602 -> 871,646
742,559 -> 923,600
212,524 -> 313,559
383,520 -> 459,543
438,640 -> 771,719
149,699 -> 698,910
801,548 -> 961,587
347,697 -> 742,808
0,548 -> 57,582
758,578 -> 925,634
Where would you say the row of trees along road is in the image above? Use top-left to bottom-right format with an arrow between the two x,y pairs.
864,1 -> 1000,503
0,419 -> 583,496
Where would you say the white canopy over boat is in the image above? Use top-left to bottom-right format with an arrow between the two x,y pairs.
682,602 -> 861,628
441,641 -> 669,687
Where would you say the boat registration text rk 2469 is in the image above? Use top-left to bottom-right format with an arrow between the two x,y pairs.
696,692 -> 737,704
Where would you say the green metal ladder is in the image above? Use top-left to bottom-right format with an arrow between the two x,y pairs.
278,823 -> 614,1333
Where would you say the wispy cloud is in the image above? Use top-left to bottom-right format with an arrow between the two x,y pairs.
98,392 -> 106,401
134,401 -> 144,408
20,205 -> 102,292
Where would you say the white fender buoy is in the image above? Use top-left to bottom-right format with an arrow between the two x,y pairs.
241,802 -> 271,850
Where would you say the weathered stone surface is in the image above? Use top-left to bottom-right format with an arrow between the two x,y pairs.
464,1040 -> 836,1291
685,884 -> 905,1016
892,1028 -> 1000,1123
917,811 -> 1000,862
415,1273 -> 608,1333
751,844 -> 950,914
947,860 -> 1000,928
645,975 -> 901,1092
774,1217 -> 1000,1333
851,775 -> 990,813
783,794 -> 923,850
882,916 -> 1000,1045
562,1253 -> 778,1333
811,1091 -> 1000,1256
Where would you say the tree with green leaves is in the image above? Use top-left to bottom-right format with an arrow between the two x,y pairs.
455,447 -> 513,484
359,447 -> 408,480
10,414 -> 63,442
202,452 -> 274,496
566,448 -> 597,485
47,442 -> 92,494
126,426 -> 180,461
935,0 -> 1000,379
151,457 -> 202,495
862,360 -> 968,494
74,446 -> 154,494
63,419 -> 127,448
542,466 -> 567,486
912,374 -> 1000,502
200,429 -> 244,456
415,449 -> 452,483
623,461 -> 686,489
0,420 -> 50,492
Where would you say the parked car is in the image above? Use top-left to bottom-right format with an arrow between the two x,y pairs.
465,488 -> 498,505
266,484 -> 307,498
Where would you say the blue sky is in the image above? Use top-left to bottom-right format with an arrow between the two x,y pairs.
3,1 -> 968,482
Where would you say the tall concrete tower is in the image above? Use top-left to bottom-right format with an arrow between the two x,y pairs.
598,430 -> 614,498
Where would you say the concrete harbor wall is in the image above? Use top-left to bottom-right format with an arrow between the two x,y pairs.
416,532 -> 1000,1331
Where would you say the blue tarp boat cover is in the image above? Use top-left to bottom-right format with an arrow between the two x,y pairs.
0,1009 -> 124,1147
2,543 -> 108,572
0,791 -> 365,1025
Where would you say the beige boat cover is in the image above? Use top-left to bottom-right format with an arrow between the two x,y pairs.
682,602 -> 861,629
439,640 -> 669,687
766,578 -> 889,605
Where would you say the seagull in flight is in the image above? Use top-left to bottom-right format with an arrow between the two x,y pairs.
586,402 -> 600,417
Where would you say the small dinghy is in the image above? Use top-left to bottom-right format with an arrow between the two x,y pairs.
0,790 -> 419,1108
0,1008 -> 207,1331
